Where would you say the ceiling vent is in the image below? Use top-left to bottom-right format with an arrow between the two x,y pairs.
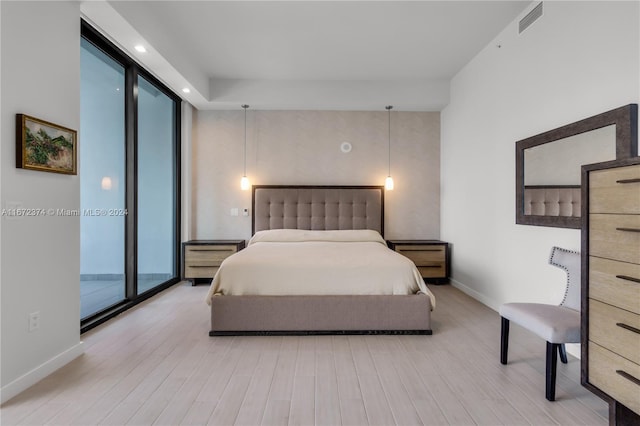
519,2 -> 543,34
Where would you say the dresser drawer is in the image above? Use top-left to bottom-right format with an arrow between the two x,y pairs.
589,214 -> 640,264
589,299 -> 640,364
589,256 -> 640,315
589,164 -> 640,214
589,342 -> 640,415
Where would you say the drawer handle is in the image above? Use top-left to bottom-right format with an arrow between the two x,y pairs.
616,275 -> 640,284
189,248 -> 232,251
616,227 -> 640,233
615,370 -> 640,387
401,248 -> 443,252
616,178 -> 640,184
616,322 -> 640,335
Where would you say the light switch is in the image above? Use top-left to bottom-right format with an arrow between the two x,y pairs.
230,208 -> 239,216
242,208 -> 249,217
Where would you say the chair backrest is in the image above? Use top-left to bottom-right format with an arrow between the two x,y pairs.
548,246 -> 581,311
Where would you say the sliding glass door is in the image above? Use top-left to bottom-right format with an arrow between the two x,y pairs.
80,22 -> 181,329
80,39 -> 127,319
137,76 -> 178,293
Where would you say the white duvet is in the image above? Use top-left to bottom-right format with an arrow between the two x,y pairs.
205,229 -> 435,308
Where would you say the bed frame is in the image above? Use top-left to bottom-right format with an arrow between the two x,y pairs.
209,185 -> 432,335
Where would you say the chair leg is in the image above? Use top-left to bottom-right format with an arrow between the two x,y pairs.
500,317 -> 509,365
546,342 -> 559,401
558,344 -> 568,364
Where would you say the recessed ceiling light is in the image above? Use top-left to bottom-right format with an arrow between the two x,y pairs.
134,45 -> 146,53
182,88 -> 191,93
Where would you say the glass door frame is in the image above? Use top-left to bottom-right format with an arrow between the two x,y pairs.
81,20 -> 181,333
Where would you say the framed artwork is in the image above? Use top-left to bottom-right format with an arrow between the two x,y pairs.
16,114 -> 77,175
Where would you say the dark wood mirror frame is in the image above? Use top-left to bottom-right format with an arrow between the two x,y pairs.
516,104 -> 638,229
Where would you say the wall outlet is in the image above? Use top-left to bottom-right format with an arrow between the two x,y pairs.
29,311 -> 40,332
242,208 -> 249,217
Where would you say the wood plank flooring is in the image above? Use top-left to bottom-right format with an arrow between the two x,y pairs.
1,282 -> 608,425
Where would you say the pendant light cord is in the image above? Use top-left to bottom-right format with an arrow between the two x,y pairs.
242,104 -> 249,176
386,105 -> 392,175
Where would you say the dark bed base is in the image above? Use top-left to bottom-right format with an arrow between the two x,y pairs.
210,329 -> 432,336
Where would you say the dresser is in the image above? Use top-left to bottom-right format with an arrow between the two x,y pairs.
386,240 -> 450,284
582,158 -> 640,424
182,240 -> 245,285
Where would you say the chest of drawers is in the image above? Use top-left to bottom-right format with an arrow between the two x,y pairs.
582,159 -> 640,423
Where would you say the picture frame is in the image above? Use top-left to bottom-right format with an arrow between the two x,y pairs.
16,114 -> 77,175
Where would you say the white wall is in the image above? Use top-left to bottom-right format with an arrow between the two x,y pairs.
441,1 -> 639,312
192,110 -> 440,241
1,1 -> 83,403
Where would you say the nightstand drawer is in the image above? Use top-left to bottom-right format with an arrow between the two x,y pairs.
394,245 -> 445,264
185,245 -> 237,263
184,265 -> 221,279
417,264 -> 446,278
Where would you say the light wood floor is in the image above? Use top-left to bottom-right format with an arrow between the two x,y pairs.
1,282 -> 608,425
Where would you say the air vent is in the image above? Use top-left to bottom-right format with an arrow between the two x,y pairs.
519,2 -> 543,34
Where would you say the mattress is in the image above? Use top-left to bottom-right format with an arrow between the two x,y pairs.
205,229 -> 435,308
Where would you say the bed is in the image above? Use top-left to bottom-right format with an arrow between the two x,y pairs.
206,185 -> 434,335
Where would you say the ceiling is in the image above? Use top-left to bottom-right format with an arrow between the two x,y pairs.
83,1 -> 531,110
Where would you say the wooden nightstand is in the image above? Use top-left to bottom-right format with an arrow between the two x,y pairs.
387,240 -> 450,284
182,240 -> 245,285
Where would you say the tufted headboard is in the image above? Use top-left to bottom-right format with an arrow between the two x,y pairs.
252,185 -> 384,236
524,185 -> 581,217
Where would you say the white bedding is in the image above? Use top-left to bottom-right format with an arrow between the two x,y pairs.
205,229 -> 435,308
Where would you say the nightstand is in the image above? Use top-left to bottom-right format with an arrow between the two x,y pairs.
387,240 -> 450,284
182,240 -> 245,285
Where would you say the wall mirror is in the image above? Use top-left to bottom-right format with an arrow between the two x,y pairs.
516,104 -> 637,228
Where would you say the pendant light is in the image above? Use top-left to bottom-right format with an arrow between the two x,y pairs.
385,105 -> 394,190
240,104 -> 250,190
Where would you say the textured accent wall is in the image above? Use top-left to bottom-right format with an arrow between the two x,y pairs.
191,110 -> 440,241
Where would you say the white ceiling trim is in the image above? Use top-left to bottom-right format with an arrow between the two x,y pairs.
82,0 -> 529,111
80,1 -> 209,109
81,0 -> 448,111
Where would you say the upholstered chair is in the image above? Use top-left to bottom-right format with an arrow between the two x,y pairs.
499,246 -> 581,401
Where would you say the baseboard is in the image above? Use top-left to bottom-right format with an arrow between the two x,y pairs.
80,273 -> 171,281
0,341 -> 84,405
450,278 -> 501,312
449,278 -> 581,359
